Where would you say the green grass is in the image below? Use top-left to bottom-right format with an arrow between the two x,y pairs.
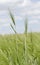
0,33 -> 40,65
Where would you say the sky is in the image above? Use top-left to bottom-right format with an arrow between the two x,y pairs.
0,0 -> 40,34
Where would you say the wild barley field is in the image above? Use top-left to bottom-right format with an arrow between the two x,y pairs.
0,33 -> 40,65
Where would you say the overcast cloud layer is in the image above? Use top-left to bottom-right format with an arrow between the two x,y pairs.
0,0 -> 40,34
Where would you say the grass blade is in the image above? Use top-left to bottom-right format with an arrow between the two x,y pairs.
8,8 -> 15,25
10,23 -> 16,33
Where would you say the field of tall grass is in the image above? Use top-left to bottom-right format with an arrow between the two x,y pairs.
0,9 -> 40,65
0,33 -> 40,65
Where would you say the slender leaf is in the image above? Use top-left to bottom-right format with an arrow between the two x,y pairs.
9,8 -> 15,25
10,24 -> 16,33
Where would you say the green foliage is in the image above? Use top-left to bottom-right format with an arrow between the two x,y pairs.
0,33 -> 40,65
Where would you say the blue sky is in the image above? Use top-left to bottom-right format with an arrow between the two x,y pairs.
0,0 -> 40,34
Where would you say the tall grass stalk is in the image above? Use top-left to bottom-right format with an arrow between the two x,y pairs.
30,30 -> 33,52
24,18 -> 28,64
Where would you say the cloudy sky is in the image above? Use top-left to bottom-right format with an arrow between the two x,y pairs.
0,0 -> 40,34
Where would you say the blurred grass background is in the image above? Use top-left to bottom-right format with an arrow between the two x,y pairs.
0,33 -> 40,65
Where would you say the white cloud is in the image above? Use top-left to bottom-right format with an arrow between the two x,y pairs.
27,9 -> 40,15
16,0 -> 40,16
0,24 -> 9,27
32,1 -> 40,8
27,1 -> 40,15
0,10 -> 8,15
31,15 -> 40,19
15,16 -> 22,21
29,20 -> 38,24
0,0 -> 11,4
0,0 -> 19,5
17,0 -> 31,7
